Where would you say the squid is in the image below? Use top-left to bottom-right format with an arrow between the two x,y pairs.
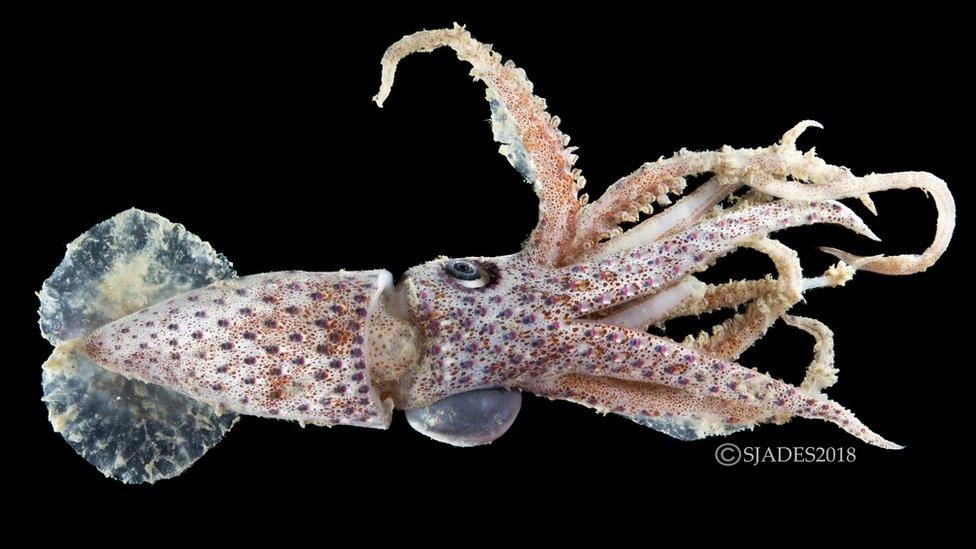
37,24 -> 955,483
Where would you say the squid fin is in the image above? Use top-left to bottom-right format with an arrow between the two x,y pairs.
38,208 -> 237,483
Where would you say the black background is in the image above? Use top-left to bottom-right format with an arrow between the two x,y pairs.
12,8 -> 970,524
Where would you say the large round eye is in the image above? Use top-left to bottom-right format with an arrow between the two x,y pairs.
445,260 -> 480,280
444,260 -> 488,288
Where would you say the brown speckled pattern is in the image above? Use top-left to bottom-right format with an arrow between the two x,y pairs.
368,25 -> 950,451
87,271 -> 393,428
395,198 -> 890,447
77,25 -> 954,455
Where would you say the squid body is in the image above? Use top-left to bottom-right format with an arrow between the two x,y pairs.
37,25 -> 955,483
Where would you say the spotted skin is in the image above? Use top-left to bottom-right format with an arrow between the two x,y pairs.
371,26 -> 950,449
396,244 -> 894,448
521,374 -> 772,440
375,24 -> 582,267
395,199 -> 872,402
561,200 -> 875,316
87,271 -> 394,428
71,26 -> 955,462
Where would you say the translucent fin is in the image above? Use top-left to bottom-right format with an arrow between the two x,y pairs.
627,413 -> 751,442
39,208 -> 235,344
37,208 -> 238,483
42,341 -> 237,484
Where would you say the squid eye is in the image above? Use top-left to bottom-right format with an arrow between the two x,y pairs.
445,260 -> 480,280
444,260 -> 488,288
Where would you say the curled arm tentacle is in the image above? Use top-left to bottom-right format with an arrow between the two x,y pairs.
570,121 -> 827,262
374,24 -> 582,266
595,235 -> 801,343
783,314 -> 839,394
682,237 -> 803,361
747,171 -> 954,274
567,199 -> 876,316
